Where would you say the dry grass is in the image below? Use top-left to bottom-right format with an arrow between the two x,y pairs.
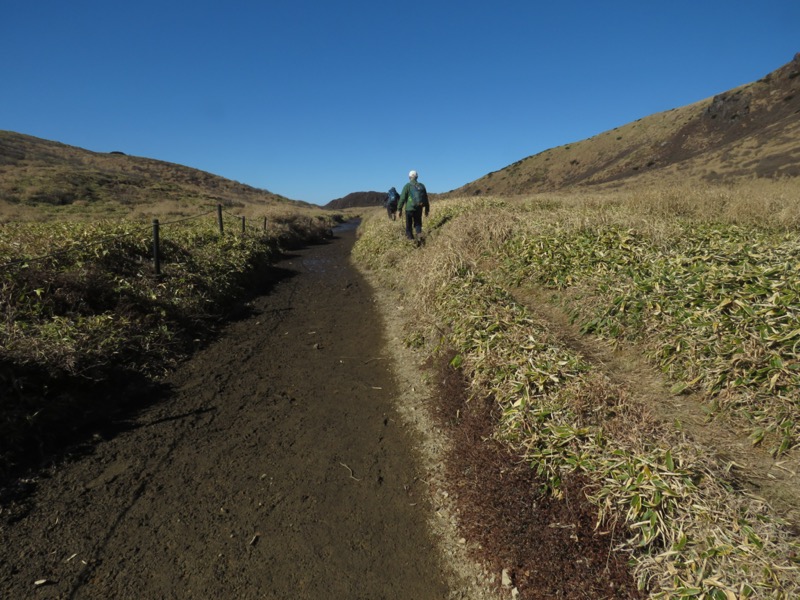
352,181 -> 800,599
474,179 -> 800,231
0,131 -> 322,225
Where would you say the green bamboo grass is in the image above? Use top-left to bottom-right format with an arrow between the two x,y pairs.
353,186 -> 800,599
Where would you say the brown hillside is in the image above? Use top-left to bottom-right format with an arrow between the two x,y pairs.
0,131 -> 312,221
324,191 -> 386,210
447,53 -> 800,197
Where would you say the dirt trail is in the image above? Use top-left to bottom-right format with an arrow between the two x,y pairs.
0,222 -> 486,599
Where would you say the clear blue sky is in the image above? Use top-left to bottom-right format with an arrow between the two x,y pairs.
2,1 -> 798,205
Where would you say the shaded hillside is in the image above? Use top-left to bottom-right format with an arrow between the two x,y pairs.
448,53 -> 800,197
0,131 -> 312,220
324,190 -> 385,210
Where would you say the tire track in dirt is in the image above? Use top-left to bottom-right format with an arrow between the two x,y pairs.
0,222 -> 479,599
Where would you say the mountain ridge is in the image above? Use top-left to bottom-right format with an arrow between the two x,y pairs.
323,191 -> 386,210
444,52 -> 800,197
2,53 -> 797,216
0,131 -> 313,219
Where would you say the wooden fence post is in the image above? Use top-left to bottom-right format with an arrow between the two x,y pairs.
241,215 -> 246,234
152,219 -> 161,275
263,216 -> 267,232
217,204 -> 224,235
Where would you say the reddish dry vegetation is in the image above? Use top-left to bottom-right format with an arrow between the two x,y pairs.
432,357 -> 644,599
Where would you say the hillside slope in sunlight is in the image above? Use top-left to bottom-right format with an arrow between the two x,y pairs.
0,131 -> 313,220
447,53 -> 800,197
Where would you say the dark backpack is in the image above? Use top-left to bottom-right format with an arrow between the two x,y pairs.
408,182 -> 424,209
386,190 -> 398,211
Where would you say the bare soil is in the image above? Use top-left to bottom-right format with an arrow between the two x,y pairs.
0,223 -> 458,599
0,222 -> 647,600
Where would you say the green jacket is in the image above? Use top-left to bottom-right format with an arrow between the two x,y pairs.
398,180 -> 430,213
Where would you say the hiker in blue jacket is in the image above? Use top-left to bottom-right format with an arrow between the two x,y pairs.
385,187 -> 399,220
397,170 -> 430,242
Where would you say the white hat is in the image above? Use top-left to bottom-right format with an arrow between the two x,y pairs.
408,170 -> 418,179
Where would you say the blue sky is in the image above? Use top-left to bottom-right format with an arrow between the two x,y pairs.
2,1 -> 798,205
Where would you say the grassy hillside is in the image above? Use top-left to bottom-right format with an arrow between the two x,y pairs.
0,131 -> 314,222
2,50 -> 800,599
448,53 -> 800,197
353,180 -> 800,598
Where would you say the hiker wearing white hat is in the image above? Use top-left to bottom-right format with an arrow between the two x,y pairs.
397,170 -> 430,244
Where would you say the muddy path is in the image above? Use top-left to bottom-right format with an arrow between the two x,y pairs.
0,222 -> 478,599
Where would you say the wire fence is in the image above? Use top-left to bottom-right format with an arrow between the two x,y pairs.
0,203 -> 271,275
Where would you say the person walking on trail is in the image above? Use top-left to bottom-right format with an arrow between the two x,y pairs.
397,170 -> 430,243
385,187 -> 399,220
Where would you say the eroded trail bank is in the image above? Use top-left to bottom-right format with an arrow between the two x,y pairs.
0,222 -> 454,599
